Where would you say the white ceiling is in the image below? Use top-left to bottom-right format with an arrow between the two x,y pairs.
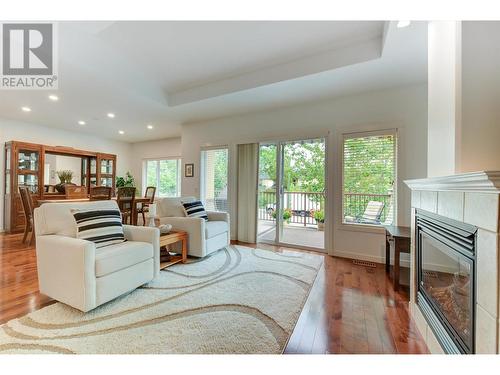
0,21 -> 427,143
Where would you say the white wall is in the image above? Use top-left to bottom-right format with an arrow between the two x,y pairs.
427,21 -> 461,177
460,21 -> 500,172
129,137 -> 182,194
427,21 -> 500,175
44,153 -> 57,185
0,118 -> 132,230
180,84 -> 428,263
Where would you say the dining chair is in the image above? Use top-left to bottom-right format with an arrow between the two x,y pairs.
117,187 -> 137,224
137,186 -> 156,226
19,186 -> 35,245
90,186 -> 112,200
65,185 -> 88,199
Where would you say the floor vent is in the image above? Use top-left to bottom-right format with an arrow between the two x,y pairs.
352,259 -> 377,268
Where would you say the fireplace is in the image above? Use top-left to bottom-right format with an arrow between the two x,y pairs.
416,209 -> 477,354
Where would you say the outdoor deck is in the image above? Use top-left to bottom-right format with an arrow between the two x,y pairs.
257,220 -> 325,249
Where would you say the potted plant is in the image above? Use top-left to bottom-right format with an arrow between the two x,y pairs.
116,172 -> 135,188
311,209 -> 325,231
55,170 -> 75,193
272,208 -> 293,224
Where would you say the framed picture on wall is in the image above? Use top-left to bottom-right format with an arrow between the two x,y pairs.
185,163 -> 194,177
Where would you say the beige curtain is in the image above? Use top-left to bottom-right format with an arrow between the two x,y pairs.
237,143 -> 258,243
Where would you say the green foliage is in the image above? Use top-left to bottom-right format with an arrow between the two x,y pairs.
343,135 -> 394,195
258,144 -> 277,183
146,162 -> 157,189
146,160 -> 180,197
343,135 -> 395,221
311,209 -> 325,223
258,141 -> 325,205
258,191 -> 276,209
282,141 -> 325,195
159,160 -> 179,196
257,136 -> 394,223
212,149 -> 228,194
116,172 -> 135,188
271,208 -> 292,223
57,170 -> 73,184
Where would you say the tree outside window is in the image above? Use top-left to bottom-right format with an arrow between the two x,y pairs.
144,159 -> 181,197
342,133 -> 396,225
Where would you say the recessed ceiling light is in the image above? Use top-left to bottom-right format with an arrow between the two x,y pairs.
78,120 -> 86,125
48,94 -> 59,101
118,130 -> 125,135
147,124 -> 154,130
397,21 -> 411,28
21,106 -> 31,112
107,113 -> 115,118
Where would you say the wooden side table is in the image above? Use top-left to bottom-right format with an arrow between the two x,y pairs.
158,230 -> 188,270
383,225 -> 411,291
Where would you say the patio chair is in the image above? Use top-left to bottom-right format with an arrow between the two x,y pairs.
345,200 -> 385,225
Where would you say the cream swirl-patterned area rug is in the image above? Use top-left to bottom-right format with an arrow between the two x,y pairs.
0,245 -> 323,354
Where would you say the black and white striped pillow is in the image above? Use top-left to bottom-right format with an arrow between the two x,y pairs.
72,209 -> 125,248
182,200 -> 208,221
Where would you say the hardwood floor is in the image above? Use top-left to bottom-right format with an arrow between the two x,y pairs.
238,241 -> 428,354
0,234 -> 53,325
0,233 -> 428,354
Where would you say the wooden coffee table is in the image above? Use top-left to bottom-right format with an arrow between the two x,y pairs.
159,230 -> 188,270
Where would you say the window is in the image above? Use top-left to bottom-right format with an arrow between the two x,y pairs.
143,158 -> 181,197
200,147 -> 229,212
342,131 -> 396,225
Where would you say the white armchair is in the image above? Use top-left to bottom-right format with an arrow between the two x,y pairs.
156,197 -> 230,258
34,200 -> 160,312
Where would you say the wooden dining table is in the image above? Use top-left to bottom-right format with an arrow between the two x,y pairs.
36,197 -> 151,226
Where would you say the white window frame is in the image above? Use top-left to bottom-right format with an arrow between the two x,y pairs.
200,145 -> 229,212
142,157 -> 182,198
341,129 -> 398,228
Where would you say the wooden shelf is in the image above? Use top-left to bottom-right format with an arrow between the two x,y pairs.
17,170 -> 39,175
158,230 -> 188,269
160,254 -> 184,269
4,140 -> 117,233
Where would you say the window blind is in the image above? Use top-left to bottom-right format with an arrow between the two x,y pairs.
343,133 -> 395,225
201,148 -> 229,212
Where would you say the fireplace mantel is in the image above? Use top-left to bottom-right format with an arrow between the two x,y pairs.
406,173 -> 500,354
405,171 -> 500,192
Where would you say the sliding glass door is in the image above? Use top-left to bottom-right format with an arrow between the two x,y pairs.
257,138 -> 326,251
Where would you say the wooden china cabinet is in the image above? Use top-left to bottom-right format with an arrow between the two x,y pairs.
4,141 -> 117,233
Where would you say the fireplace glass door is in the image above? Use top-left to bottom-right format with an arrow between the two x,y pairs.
420,232 -> 474,352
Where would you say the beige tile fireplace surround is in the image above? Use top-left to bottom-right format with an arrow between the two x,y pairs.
405,171 -> 500,354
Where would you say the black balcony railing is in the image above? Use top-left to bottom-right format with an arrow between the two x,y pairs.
258,191 -> 325,226
258,191 -> 393,226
